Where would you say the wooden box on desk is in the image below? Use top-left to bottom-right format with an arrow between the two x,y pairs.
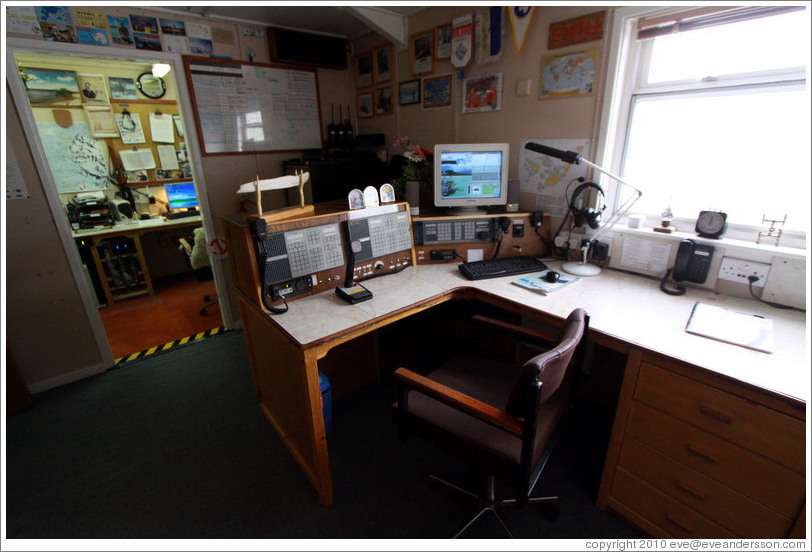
222,200 -> 416,309
411,209 -> 551,264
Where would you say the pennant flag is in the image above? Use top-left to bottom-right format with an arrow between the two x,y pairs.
451,13 -> 473,68
509,6 -> 535,54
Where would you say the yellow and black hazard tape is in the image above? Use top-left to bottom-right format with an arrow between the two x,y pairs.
114,326 -> 227,366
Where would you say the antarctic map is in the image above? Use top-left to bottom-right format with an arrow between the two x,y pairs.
36,122 -> 109,192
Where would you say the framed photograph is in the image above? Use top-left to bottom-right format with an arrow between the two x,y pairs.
436,24 -> 452,59
462,72 -> 503,113
136,72 -> 166,99
77,73 -> 109,104
19,67 -> 81,107
399,79 -> 421,106
108,76 -> 139,100
375,86 -> 393,115
373,44 -> 393,84
410,30 -> 435,76
423,74 -> 452,109
83,105 -> 119,138
354,52 -> 373,88
540,48 -> 598,99
357,92 -> 374,118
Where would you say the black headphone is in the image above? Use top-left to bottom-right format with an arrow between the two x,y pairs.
569,181 -> 606,229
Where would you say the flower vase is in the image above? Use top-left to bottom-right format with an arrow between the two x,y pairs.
406,181 -> 420,216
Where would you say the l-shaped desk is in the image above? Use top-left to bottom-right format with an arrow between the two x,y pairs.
224,206 -> 807,539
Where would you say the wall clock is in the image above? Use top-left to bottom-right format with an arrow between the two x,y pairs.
695,210 -> 727,239
136,73 -> 166,99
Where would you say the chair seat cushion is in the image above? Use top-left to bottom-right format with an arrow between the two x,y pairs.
401,353 -> 568,475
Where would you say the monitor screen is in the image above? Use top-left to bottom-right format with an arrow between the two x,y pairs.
164,182 -> 199,211
433,143 -> 509,216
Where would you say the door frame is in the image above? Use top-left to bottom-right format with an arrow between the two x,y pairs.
6,37 -> 235,369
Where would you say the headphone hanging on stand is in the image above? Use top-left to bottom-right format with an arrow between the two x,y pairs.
569,182 -> 606,229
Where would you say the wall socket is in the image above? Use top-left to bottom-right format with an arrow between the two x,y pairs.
717,257 -> 771,287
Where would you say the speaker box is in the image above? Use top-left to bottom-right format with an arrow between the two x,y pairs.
506,180 -> 520,212
269,28 -> 347,69
406,181 -> 420,216
111,198 -> 135,221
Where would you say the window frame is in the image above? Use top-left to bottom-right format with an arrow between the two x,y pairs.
595,6 -> 808,249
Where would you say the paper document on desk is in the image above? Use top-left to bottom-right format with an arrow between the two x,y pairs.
685,302 -> 774,353
512,270 -> 580,295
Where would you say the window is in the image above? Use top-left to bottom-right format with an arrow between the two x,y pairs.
601,7 -> 810,235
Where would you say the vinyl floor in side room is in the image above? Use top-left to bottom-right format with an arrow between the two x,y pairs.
99,271 -> 222,359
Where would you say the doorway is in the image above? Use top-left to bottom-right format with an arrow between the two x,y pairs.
8,43 -> 226,363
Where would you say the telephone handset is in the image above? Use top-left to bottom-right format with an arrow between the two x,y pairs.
249,218 -> 289,314
660,239 -> 714,296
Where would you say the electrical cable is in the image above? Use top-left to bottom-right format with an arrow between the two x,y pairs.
748,276 -> 793,309
659,268 -> 687,296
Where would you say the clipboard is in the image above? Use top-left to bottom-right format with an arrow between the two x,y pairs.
685,302 -> 774,354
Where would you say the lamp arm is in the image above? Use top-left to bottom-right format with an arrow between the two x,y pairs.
578,157 -> 643,245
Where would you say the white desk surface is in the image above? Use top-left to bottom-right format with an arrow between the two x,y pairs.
269,262 -> 809,404
72,215 -> 202,238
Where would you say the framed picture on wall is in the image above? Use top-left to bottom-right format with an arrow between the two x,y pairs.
355,52 -> 373,88
357,91 -> 374,118
462,72 -> 503,113
373,44 -> 393,84
410,30 -> 435,76
375,86 -> 393,115
83,105 -> 119,138
436,24 -> 452,59
423,74 -> 452,109
77,73 -> 110,104
399,79 -> 421,105
19,67 -> 82,107
108,76 -> 139,100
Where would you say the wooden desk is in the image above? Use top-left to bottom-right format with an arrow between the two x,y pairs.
73,216 -> 202,304
225,214 -> 807,537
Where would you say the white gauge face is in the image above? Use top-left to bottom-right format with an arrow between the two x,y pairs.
697,211 -> 726,236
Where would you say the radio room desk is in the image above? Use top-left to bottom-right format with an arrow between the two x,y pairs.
224,207 -> 807,539
73,215 -> 202,305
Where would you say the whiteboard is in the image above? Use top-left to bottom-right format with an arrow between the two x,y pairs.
183,56 -> 323,155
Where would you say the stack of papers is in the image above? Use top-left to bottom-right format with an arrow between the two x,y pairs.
512,270 -> 580,295
685,302 -> 774,353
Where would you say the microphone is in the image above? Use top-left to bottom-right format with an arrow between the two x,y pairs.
524,142 -> 583,165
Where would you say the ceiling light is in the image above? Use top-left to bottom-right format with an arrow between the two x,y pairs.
152,63 -> 171,78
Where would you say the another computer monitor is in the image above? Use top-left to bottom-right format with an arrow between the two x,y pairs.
164,182 -> 199,211
433,143 -> 509,216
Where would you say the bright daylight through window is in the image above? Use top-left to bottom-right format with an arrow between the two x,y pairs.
614,7 -> 809,233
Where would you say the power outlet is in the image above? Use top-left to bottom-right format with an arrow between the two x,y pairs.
717,257 -> 771,288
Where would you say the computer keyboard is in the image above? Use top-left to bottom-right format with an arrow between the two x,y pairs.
165,210 -> 200,220
458,255 -> 548,281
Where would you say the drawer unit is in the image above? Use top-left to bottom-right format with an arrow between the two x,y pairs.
635,361 -> 805,471
626,402 -> 805,518
610,468 -> 736,539
618,437 -> 794,537
598,350 -> 805,539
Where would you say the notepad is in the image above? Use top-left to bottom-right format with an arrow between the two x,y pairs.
685,302 -> 774,354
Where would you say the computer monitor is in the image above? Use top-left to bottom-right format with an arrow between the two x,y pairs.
433,143 -> 509,216
164,182 -> 199,211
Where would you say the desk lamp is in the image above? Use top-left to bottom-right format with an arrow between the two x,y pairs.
525,143 -> 642,276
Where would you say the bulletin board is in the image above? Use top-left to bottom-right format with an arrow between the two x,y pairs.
182,56 -> 323,156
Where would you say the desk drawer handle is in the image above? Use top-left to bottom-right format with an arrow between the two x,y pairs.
665,513 -> 693,534
698,405 -> 733,425
675,479 -> 706,501
686,444 -> 719,464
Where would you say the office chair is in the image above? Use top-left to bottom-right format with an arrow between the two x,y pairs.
393,308 -> 589,538
179,227 -> 218,316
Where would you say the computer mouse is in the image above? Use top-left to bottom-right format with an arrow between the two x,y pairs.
544,270 -> 560,283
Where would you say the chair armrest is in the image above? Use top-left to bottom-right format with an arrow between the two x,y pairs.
471,315 -> 558,345
393,367 -> 523,436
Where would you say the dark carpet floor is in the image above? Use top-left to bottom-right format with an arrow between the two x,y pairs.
5,329 -> 641,544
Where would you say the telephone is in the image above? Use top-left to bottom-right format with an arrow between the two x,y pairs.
660,239 -> 715,296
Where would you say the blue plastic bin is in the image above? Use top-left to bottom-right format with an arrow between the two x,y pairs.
318,371 -> 332,435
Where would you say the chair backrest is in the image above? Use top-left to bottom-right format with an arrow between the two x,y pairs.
505,308 -> 587,418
